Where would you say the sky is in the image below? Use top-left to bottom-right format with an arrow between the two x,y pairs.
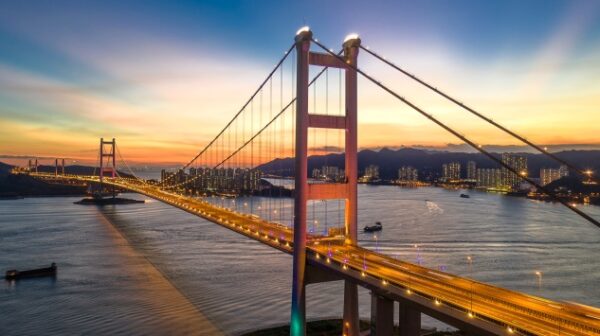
1,0 -> 599,165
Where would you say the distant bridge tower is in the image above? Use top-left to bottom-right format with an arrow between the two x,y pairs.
99,138 -> 117,196
291,28 -> 361,336
55,158 -> 66,176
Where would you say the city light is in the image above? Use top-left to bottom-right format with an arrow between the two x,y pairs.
344,33 -> 359,43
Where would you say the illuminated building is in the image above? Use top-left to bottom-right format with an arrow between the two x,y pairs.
442,162 -> 461,181
540,165 -> 568,186
501,153 -> 527,190
466,161 -> 477,181
476,168 -> 502,189
361,164 -> 379,182
398,166 -> 418,181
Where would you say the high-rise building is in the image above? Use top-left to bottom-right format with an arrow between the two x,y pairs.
540,165 -> 569,186
363,165 -> 379,180
160,169 -> 174,182
322,166 -> 339,179
467,161 -> 477,181
476,168 -> 502,189
312,168 -> 321,179
501,153 -> 527,190
314,166 -> 345,181
442,162 -> 461,181
398,166 -> 418,181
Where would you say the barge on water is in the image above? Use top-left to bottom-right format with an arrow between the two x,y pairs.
5,263 -> 57,280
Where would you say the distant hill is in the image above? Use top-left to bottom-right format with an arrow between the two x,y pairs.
0,162 -> 12,177
257,148 -> 600,180
545,176 -> 600,194
0,162 -> 133,197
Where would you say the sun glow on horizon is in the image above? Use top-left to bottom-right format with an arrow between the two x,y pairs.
1,1 -> 599,164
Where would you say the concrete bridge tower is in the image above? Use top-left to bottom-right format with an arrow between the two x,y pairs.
291,27 -> 361,336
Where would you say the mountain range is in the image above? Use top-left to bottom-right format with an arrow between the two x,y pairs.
258,148 -> 600,180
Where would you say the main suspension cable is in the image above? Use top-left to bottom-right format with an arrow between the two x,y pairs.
161,43 -> 296,186
360,45 -> 596,183
312,38 -> 600,230
116,145 -> 146,185
166,51 -> 343,190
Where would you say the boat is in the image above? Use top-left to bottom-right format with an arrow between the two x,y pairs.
460,194 -> 470,198
364,221 -> 382,232
5,263 -> 57,280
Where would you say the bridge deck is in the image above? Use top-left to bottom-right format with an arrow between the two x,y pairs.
30,173 -> 600,336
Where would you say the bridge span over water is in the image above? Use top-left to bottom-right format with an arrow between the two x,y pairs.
27,172 -> 600,336
23,27 -> 600,336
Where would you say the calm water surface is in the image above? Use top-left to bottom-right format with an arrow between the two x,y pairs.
1,185 -> 600,335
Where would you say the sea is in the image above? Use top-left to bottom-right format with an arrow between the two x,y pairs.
2,181 -> 600,335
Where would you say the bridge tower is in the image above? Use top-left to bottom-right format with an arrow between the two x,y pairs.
99,138 -> 117,196
291,28 -> 361,336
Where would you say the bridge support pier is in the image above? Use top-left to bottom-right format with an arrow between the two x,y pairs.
370,292 -> 394,336
398,301 -> 421,336
343,281 -> 360,336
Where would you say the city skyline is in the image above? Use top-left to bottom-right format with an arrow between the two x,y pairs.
1,0 -> 600,164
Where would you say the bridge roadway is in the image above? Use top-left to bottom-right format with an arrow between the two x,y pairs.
30,173 -> 600,335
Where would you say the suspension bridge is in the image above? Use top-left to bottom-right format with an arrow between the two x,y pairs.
20,27 -> 600,336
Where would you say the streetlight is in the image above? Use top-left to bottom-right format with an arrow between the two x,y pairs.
467,255 -> 473,275
535,271 -> 542,290
414,244 -> 421,265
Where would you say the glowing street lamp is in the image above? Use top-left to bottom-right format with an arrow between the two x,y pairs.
414,244 -> 421,264
535,271 -> 542,289
467,255 -> 473,274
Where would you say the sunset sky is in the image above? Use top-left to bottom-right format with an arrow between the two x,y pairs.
1,0 -> 599,165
